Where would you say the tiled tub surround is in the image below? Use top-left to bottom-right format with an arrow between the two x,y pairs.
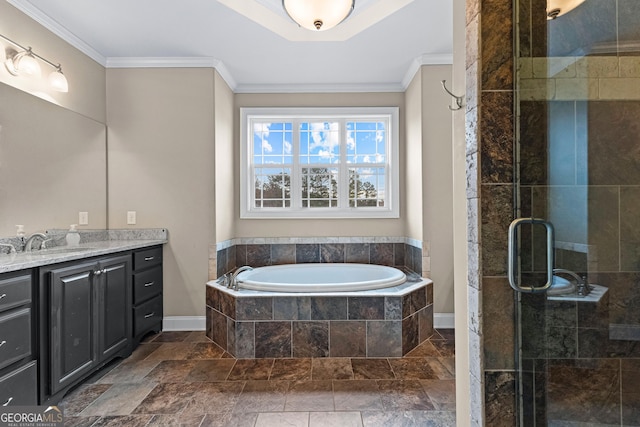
213,237 -> 427,280
206,278 -> 434,359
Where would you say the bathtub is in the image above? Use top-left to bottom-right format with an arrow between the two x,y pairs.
205,264 -> 432,358
234,263 -> 407,292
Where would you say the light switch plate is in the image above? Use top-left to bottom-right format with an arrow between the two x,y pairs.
127,211 -> 136,225
79,211 -> 89,225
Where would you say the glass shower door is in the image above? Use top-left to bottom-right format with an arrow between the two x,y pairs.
514,0 -> 640,425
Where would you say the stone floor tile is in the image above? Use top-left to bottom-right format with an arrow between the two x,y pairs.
201,412 -> 259,427
233,380 -> 289,413
89,415 -> 154,427
79,382 -> 157,416
184,331 -> 214,342
431,340 -> 455,357
143,360 -> 198,383
255,412 -> 309,427
59,384 -> 113,416
311,358 -> 354,380
182,382 -> 245,415
146,414 -> 206,426
351,358 -> 395,380
404,340 -> 443,357
144,342 -> 196,361
333,380 -> 383,411
60,416 -> 101,427
97,359 -> 159,384
285,380 -> 334,412
421,379 -> 456,404
185,341 -> 226,359
309,411 -> 363,427
126,343 -> 162,362
270,358 -> 312,381
131,382 -> 199,415
227,359 -> 274,380
185,359 -> 236,382
423,358 -> 456,380
388,358 -> 440,380
151,331 -> 193,342
377,380 -> 436,411
361,410 -> 456,427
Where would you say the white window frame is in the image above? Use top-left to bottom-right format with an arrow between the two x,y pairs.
240,107 -> 399,219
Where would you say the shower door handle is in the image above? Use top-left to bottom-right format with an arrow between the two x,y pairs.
508,217 -> 555,293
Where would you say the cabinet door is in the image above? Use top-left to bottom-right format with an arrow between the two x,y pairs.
98,255 -> 132,360
49,260 -> 97,395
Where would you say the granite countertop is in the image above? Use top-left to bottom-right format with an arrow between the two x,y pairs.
0,229 -> 168,273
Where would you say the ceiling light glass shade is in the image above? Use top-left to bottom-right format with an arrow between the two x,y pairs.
546,0 -> 585,19
49,68 -> 68,92
283,0 -> 355,31
6,49 -> 42,77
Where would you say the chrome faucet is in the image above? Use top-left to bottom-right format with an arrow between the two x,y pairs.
553,268 -> 590,296
23,232 -> 48,252
230,265 -> 253,290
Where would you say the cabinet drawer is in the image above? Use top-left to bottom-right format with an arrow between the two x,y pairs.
0,361 -> 37,406
0,308 -> 31,370
134,295 -> 162,337
134,247 -> 162,270
133,266 -> 163,304
0,272 -> 31,312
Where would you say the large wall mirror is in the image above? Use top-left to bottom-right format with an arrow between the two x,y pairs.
0,82 -> 107,236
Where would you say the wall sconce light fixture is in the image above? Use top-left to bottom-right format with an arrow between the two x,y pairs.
1,33 -> 68,92
283,0 -> 355,31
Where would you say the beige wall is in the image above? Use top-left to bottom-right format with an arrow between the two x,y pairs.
106,68 -> 216,317
420,65 -> 455,314
404,70 -> 424,242
214,72 -> 235,244
234,92 -> 406,238
0,2 -> 105,122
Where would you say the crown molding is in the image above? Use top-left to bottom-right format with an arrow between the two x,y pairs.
105,57 -> 237,91
7,0 -> 107,66
401,53 -> 454,90
233,82 -> 405,94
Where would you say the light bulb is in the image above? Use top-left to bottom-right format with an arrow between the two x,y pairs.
49,68 -> 69,92
15,51 -> 41,77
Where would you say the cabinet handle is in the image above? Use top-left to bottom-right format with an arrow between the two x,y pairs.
94,270 -> 102,276
144,312 -> 155,318
144,282 -> 155,287
102,268 -> 108,274
0,340 -> 6,348
144,256 -> 155,261
2,397 -> 12,406
0,293 -> 6,300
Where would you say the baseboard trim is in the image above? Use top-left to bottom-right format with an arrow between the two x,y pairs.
163,316 -> 206,331
162,313 -> 455,331
434,313 -> 455,330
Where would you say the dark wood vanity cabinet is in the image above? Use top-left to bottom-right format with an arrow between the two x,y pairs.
0,270 -> 37,407
132,246 -> 163,345
39,254 -> 132,402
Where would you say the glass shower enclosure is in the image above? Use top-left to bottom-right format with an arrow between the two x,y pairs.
512,0 -> 640,424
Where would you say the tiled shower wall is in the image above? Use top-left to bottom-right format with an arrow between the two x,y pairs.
209,237 -> 426,280
468,0 -> 640,424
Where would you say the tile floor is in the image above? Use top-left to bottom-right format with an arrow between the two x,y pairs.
59,329 -> 456,427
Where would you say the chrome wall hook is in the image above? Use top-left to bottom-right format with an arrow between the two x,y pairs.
441,80 -> 464,111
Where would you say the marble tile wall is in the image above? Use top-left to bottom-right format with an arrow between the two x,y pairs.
471,0 -> 640,424
205,283 -> 433,359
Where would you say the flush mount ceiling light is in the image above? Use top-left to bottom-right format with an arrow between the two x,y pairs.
546,0 -> 585,19
1,33 -> 69,92
283,0 -> 355,31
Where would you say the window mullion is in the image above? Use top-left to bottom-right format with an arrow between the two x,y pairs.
338,118 -> 348,209
292,119 -> 301,210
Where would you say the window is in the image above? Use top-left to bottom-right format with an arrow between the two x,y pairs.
240,107 -> 399,218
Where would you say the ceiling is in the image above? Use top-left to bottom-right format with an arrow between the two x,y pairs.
7,0 -> 453,92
